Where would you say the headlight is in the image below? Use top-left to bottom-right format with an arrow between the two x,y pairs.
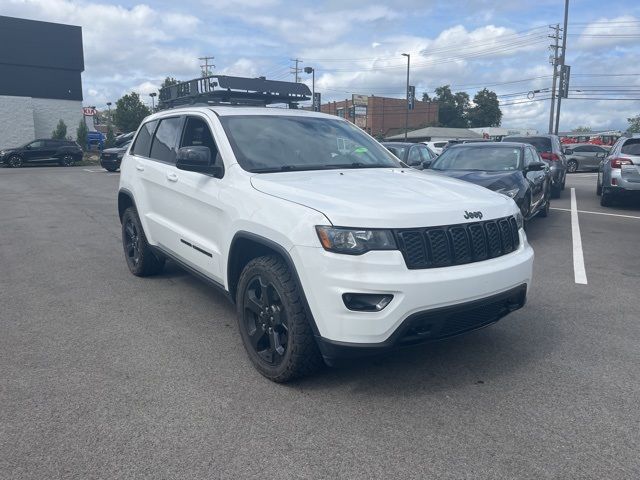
497,187 -> 519,199
316,226 -> 397,255
514,211 -> 524,230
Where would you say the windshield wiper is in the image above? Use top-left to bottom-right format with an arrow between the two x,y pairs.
323,162 -> 393,169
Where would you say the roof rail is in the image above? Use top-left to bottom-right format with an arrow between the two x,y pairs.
158,75 -> 311,109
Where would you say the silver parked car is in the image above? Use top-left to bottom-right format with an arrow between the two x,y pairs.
564,143 -> 609,172
597,136 -> 640,206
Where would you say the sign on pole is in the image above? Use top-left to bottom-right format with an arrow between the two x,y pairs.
408,85 -> 416,110
559,65 -> 571,99
313,92 -> 321,112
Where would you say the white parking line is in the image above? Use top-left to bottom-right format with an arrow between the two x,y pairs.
570,188 -> 588,285
83,168 -> 103,173
551,207 -> 640,220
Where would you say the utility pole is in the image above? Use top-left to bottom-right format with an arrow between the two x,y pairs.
198,56 -> 215,76
554,0 -> 570,134
401,53 -> 410,142
290,58 -> 302,82
548,24 -> 560,134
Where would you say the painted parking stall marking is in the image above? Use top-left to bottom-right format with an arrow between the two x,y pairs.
551,207 -> 640,220
570,188 -> 588,285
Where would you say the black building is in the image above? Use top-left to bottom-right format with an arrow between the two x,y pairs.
0,16 -> 85,147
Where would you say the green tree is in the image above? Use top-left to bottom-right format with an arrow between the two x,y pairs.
422,92 -> 431,102
114,92 -> 151,133
572,126 -> 592,133
76,118 -> 88,151
51,119 -> 68,140
105,124 -> 116,148
626,115 -> 640,134
434,85 -> 469,128
467,88 -> 502,127
161,76 -> 179,89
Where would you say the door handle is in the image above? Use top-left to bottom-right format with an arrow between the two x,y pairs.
166,172 -> 178,182
135,164 -> 144,172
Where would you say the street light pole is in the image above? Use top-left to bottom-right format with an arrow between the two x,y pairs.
106,102 -> 112,127
149,92 -> 157,111
304,66 -> 315,110
401,53 -> 410,141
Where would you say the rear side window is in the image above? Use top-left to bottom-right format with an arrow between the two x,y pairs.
621,139 -> 640,155
150,117 -> 183,163
132,120 -> 158,157
505,137 -> 552,153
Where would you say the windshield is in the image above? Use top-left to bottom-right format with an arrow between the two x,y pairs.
505,136 -> 551,153
431,146 -> 523,171
220,115 -> 401,173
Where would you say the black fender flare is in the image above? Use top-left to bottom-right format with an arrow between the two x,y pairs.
228,231 -> 321,337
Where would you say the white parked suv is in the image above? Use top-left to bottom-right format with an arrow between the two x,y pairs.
118,106 -> 534,382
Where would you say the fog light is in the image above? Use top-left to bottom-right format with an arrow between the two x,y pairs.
342,293 -> 393,312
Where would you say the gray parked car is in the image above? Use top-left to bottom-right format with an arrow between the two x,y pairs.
564,143 -> 609,172
502,134 -> 567,198
597,136 -> 640,206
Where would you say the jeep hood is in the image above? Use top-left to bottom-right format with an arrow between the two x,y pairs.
250,168 -> 516,228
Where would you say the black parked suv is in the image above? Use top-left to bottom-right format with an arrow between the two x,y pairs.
0,139 -> 83,168
502,134 -> 567,197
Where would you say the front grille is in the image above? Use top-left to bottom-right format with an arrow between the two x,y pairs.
396,216 -> 520,269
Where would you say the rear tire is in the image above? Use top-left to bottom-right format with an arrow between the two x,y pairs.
121,207 -> 165,276
596,178 -> 602,196
236,255 -> 323,382
104,166 -> 118,172
551,183 -> 562,198
567,160 -> 578,173
538,193 -> 550,218
600,189 -> 613,207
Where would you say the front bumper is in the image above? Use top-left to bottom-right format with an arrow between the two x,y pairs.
100,156 -> 121,169
317,284 -> 527,362
291,229 -> 534,349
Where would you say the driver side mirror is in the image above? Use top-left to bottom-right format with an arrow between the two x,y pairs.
25,144 -> 32,149
596,152 -> 606,158
176,146 -> 223,177
422,160 -> 432,169
525,161 -> 546,172
564,148 -> 574,155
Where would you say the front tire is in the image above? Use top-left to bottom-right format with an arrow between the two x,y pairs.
121,207 -> 165,276
596,177 -> 602,196
567,160 -> 578,173
236,255 -> 323,382
60,155 -> 74,167
8,155 -> 23,168
104,166 -> 118,172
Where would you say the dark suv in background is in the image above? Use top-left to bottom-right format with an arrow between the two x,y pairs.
0,139 -> 83,168
502,134 -> 567,197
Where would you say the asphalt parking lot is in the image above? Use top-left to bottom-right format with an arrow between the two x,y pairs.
1,166 -> 639,479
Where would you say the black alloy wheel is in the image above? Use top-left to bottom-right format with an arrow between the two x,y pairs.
243,275 -> 289,366
8,155 -> 22,168
567,160 -> 578,173
123,218 -> 141,268
61,155 -> 74,167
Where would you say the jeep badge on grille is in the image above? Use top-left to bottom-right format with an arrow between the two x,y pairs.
464,210 -> 483,220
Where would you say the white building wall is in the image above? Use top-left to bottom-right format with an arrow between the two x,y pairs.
31,98 -> 83,140
0,95 -> 35,148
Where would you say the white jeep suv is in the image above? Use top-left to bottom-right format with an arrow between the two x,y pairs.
118,106 -> 534,382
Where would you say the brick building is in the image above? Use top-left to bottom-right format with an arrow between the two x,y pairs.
320,95 -> 438,139
0,16 -> 84,148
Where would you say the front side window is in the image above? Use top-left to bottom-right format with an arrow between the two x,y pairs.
180,117 -> 217,154
431,146 -> 522,171
28,140 -> 44,149
132,120 -> 158,157
150,117 -> 183,163
220,115 -> 401,173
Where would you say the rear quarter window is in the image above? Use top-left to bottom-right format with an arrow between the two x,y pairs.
621,139 -> 640,155
505,137 -> 552,153
131,120 -> 158,157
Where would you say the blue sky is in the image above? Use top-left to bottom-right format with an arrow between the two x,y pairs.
2,0 -> 639,131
